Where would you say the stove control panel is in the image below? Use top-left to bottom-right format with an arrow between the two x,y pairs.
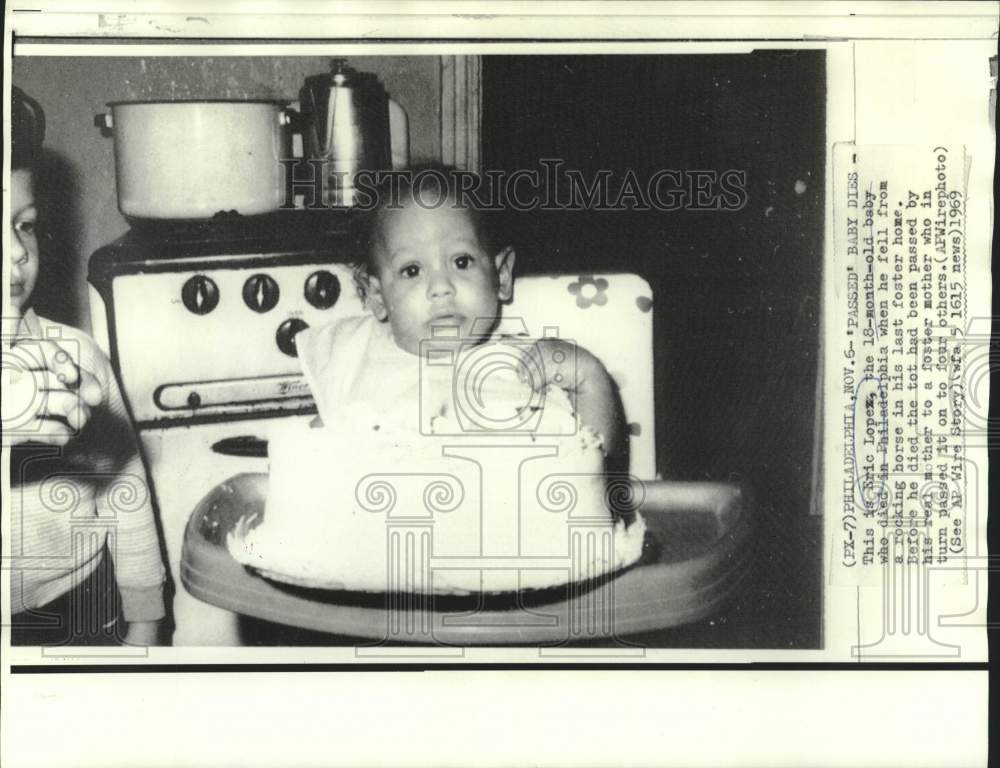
181,275 -> 220,315
98,257 -> 366,426
275,318 -> 309,357
243,274 -> 280,313
180,271 -> 344,314
155,375 -> 312,410
305,270 -> 341,309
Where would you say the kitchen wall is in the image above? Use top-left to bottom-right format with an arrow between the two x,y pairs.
12,55 -> 443,331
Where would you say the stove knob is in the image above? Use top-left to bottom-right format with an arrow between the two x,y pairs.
276,318 -> 309,357
181,275 -> 219,315
304,270 -> 341,309
243,273 -> 280,313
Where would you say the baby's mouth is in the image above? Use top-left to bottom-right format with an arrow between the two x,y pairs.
429,312 -> 463,325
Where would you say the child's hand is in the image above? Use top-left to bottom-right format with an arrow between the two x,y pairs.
4,338 -> 104,447
519,338 -> 625,457
518,338 -> 597,403
122,620 -> 161,647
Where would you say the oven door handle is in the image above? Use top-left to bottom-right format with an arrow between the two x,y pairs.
211,436 -> 268,458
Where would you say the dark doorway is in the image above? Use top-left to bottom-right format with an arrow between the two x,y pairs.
482,52 -> 826,647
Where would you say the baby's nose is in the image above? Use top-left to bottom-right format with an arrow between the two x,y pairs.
426,271 -> 455,299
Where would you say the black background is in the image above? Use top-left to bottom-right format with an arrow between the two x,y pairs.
482,52 -> 826,647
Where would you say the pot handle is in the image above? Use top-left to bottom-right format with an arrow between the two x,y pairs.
94,112 -> 114,136
279,107 -> 302,132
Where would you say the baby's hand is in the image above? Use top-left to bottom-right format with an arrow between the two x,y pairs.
518,338 -> 602,401
518,338 -> 624,458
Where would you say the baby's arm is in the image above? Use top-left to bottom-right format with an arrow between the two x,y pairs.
523,338 -> 626,460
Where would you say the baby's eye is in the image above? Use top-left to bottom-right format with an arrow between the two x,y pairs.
453,254 -> 474,269
399,264 -> 420,279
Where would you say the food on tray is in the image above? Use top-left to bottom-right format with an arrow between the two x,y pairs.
227,355 -> 645,594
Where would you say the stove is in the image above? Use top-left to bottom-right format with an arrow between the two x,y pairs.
88,210 -> 368,644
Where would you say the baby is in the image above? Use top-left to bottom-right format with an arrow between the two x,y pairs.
5,87 -> 166,646
297,166 -> 625,460
232,167 -> 644,595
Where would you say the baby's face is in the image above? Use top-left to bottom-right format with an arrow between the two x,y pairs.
368,201 -> 514,355
9,169 -> 39,317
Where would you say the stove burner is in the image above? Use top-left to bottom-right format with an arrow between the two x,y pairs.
126,208 -> 354,247
89,209 -> 361,299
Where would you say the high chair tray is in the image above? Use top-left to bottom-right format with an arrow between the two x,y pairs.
181,474 -> 753,644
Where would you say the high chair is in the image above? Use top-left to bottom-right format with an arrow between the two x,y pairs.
502,272 -> 656,479
181,272 -> 753,646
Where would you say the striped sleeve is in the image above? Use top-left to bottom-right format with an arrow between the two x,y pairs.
66,321 -> 167,622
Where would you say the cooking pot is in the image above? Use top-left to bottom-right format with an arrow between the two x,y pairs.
96,100 -> 296,220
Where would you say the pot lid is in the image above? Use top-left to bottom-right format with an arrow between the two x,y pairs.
330,58 -> 360,87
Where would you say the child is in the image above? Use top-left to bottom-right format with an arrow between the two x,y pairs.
5,87 -> 166,646
297,167 -> 626,461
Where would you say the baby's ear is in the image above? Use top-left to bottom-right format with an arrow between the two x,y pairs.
364,275 -> 389,321
494,246 -> 516,302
